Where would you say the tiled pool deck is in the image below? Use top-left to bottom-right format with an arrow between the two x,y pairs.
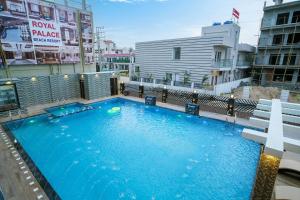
0,95 -> 299,200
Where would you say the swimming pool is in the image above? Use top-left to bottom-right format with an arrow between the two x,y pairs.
5,98 -> 260,200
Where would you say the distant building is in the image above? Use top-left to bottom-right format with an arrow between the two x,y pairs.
94,38 -> 135,72
134,22 -> 254,86
253,0 -> 300,90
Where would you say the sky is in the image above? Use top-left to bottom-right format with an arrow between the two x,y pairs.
88,0 -> 295,48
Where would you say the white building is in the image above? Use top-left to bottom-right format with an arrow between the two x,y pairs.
134,22 -> 254,86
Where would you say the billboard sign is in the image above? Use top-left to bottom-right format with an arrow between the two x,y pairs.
29,19 -> 63,46
0,0 -> 93,65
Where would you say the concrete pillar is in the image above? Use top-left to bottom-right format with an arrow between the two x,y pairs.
82,0 -> 87,10
242,86 -> 250,99
251,153 -> 280,200
280,90 -> 289,102
261,72 -> 266,85
191,82 -> 195,89
171,80 -> 174,86
292,69 -> 299,84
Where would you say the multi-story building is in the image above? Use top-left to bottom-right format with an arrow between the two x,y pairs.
253,0 -> 300,89
134,22 -> 254,86
101,52 -> 135,72
94,37 -> 135,73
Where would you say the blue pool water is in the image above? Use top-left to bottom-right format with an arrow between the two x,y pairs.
5,98 -> 260,200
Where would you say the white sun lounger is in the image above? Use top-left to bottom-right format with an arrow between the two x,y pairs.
275,186 -> 300,200
279,151 -> 300,175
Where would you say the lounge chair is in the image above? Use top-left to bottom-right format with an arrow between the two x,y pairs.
275,186 -> 300,200
279,151 -> 300,178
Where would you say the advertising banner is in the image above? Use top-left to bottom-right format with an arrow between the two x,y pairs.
29,19 -> 63,46
0,0 -> 93,65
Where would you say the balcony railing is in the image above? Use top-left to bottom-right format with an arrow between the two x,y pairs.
212,59 -> 233,69
174,81 -> 191,88
237,60 -> 252,67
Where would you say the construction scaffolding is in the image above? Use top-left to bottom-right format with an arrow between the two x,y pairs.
252,14 -> 300,91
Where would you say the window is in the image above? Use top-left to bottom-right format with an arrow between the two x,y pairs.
272,34 -> 284,45
287,33 -> 300,44
165,73 -> 172,81
215,51 -> 222,62
269,54 -> 281,65
282,54 -> 296,65
173,47 -> 181,60
276,13 -> 289,25
134,66 -> 140,73
273,69 -> 285,81
284,69 -> 294,82
292,11 -> 300,23
30,3 -> 39,13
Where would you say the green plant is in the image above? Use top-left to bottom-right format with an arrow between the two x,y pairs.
202,75 -> 208,84
183,71 -> 190,84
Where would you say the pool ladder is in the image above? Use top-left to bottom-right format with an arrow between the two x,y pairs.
226,113 -> 237,124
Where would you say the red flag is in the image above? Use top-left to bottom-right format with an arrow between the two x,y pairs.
232,8 -> 240,19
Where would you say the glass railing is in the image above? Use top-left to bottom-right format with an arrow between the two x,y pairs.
237,61 -> 252,66
212,59 -> 233,68
174,81 -> 191,88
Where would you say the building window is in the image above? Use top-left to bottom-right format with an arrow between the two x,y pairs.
215,51 -> 222,62
269,54 -> 281,65
273,69 -> 285,81
173,47 -> 181,60
292,11 -> 300,23
134,66 -> 140,73
276,13 -> 289,25
284,69 -> 294,82
272,34 -> 284,45
282,54 -> 296,65
287,33 -> 300,44
165,73 -> 172,81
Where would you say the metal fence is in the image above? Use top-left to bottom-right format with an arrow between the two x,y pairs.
124,83 -> 257,119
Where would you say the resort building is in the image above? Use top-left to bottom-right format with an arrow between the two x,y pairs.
252,0 -> 300,90
134,22 -> 254,86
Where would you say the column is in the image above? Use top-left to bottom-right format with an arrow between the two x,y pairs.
292,69 -> 299,84
252,153 -> 280,200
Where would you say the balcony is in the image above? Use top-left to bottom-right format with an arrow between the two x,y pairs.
255,58 -> 300,68
212,59 -> 233,70
258,38 -> 300,49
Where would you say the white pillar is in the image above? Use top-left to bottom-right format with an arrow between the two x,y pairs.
191,82 -> 195,89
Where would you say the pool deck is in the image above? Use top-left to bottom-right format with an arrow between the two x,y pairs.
0,95 -> 299,200
0,127 -> 48,200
